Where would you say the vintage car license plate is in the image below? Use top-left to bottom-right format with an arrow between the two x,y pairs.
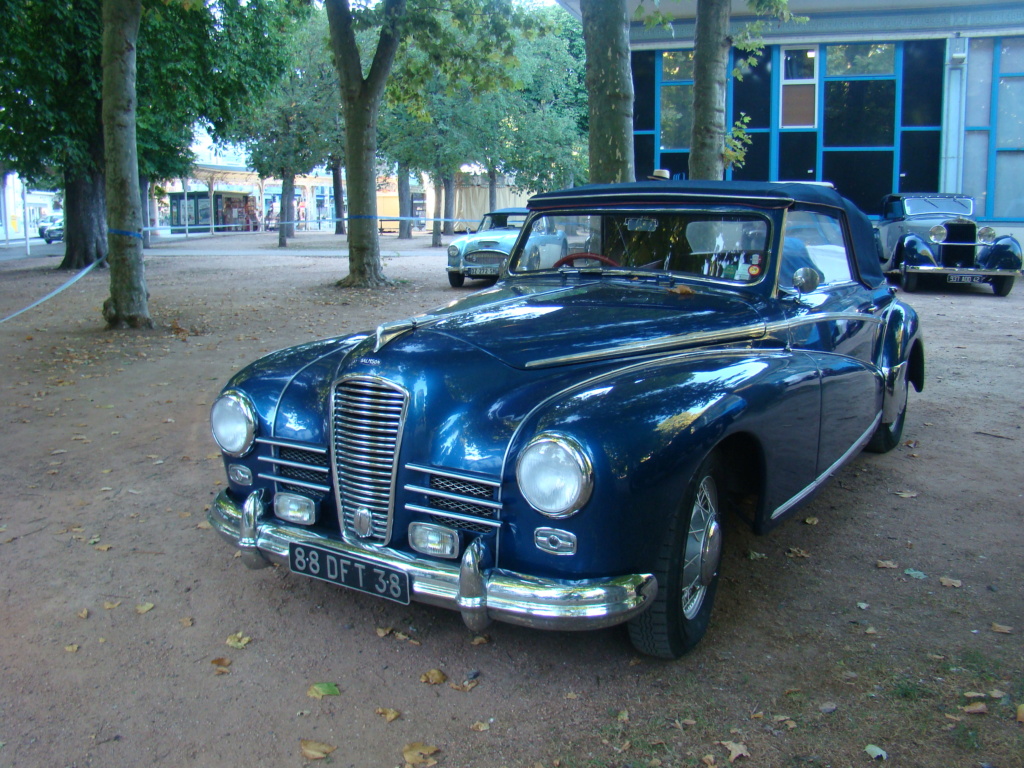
466,267 -> 498,276
947,274 -> 986,284
289,543 -> 410,604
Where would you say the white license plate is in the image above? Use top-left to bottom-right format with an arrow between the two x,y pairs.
947,274 -> 985,284
289,543 -> 410,604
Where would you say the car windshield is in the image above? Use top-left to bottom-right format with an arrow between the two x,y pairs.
509,211 -> 770,285
479,213 -> 527,232
904,197 -> 973,217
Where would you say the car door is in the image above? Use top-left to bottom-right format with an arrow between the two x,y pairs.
780,208 -> 885,477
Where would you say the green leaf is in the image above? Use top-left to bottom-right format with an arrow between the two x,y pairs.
306,682 -> 341,700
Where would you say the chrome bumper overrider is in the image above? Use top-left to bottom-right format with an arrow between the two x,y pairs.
208,489 -> 657,632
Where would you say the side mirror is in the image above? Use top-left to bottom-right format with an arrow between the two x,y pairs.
792,267 -> 820,294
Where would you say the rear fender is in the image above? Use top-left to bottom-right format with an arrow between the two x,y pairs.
877,302 -> 925,421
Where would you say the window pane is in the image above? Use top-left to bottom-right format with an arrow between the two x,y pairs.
662,50 -> 694,81
994,151 -> 1024,218
996,77 -> 1024,146
783,211 -> 852,285
823,150 -> 893,214
967,39 -> 993,124
1001,38 -> 1024,73
632,51 -> 656,131
730,132 -> 769,181
824,80 -> 895,146
733,54 -> 772,129
660,84 -> 693,149
902,40 -> 944,127
634,133 -> 655,180
782,83 -> 816,127
784,48 -> 816,80
899,131 -> 940,192
779,132 -> 817,181
963,131 -> 989,214
658,151 -> 689,181
826,44 -> 895,76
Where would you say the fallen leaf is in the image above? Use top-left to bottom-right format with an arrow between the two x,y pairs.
135,602 -> 155,614
702,756 -> 717,767
65,644 -> 79,653
196,521 -> 212,530
307,682 -> 341,700
894,490 -> 918,498
803,516 -> 819,525
904,568 -> 927,580
1016,703 -> 1024,723
676,718 -> 697,727
448,679 -> 478,692
939,577 -> 962,588
375,707 -> 400,723
179,617 -> 194,628
963,691 -> 987,699
786,547 -> 810,558
77,609 -> 89,619
420,669 -> 447,685
857,602 -> 870,610
376,627 -> 393,638
226,632 -> 251,649
865,626 -> 878,635
94,544 -> 112,552
669,284 -> 695,295
299,739 -> 337,760
470,634 -> 490,645
717,740 -> 750,762
864,744 -> 888,760
565,692 -> 579,700
617,709 -> 630,723
210,657 -> 231,667
402,742 -> 440,767
103,601 -> 121,610
961,702 -> 988,715
991,623 -> 1013,634
819,702 -> 838,714
470,721 -> 490,731
747,550 -> 767,560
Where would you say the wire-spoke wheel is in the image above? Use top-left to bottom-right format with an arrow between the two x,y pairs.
628,452 -> 724,659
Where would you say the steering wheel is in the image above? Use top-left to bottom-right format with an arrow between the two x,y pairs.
552,252 -> 620,269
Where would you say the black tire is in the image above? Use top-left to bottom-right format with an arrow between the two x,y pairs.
447,271 -> 465,288
900,268 -> 918,293
628,452 -> 725,659
992,276 -> 1014,297
866,365 -> 909,454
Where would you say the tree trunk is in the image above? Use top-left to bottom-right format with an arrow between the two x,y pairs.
442,174 -> 455,236
689,0 -> 731,180
397,162 -> 412,240
279,173 -> 295,247
580,0 -> 634,184
488,166 -> 497,212
431,172 -> 443,248
59,164 -> 108,271
326,0 -> 405,288
100,0 -> 151,328
331,156 -> 346,235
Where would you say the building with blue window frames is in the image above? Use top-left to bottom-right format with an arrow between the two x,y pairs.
557,1 -> 1024,222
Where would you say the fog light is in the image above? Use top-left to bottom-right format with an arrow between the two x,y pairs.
409,522 -> 459,558
227,464 -> 253,486
274,493 -> 317,525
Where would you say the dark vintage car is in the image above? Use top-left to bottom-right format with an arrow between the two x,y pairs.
37,213 -> 62,239
43,218 -> 64,244
876,193 -> 1021,295
208,180 -> 925,658
446,208 -> 568,287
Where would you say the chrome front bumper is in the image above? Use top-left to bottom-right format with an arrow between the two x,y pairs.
903,265 -> 1019,276
208,489 -> 657,632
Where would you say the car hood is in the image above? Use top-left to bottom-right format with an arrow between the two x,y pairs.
457,229 -> 520,252
408,278 -> 767,370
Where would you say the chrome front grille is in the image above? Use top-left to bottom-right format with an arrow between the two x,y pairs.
255,439 -> 330,496
404,465 -> 502,535
331,377 -> 408,544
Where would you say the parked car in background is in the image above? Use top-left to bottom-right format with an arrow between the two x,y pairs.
37,213 -> 62,239
43,219 -> 64,244
876,193 -> 1021,295
208,180 -> 924,659
446,208 -> 567,287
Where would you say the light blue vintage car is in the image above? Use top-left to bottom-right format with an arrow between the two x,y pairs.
209,180 -> 924,658
447,208 -> 568,287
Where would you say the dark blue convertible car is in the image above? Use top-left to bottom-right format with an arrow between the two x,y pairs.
208,180 -> 924,658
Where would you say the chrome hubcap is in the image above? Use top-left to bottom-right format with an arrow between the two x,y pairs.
680,475 -> 720,620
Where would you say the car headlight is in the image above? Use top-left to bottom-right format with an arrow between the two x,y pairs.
516,433 -> 593,518
211,391 -> 257,457
928,225 -> 947,244
978,226 -> 996,244
447,245 -> 460,258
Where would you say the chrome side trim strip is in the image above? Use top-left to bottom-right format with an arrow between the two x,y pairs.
403,484 -> 503,511
770,411 -> 882,520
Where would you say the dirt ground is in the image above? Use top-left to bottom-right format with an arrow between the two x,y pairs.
0,230 -> 1021,768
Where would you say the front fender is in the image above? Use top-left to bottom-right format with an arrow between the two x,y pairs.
501,350 -> 821,578
900,234 -> 939,268
876,302 -> 925,422
977,236 -> 1023,271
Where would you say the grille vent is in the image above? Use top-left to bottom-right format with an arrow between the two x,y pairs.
255,439 -> 330,496
404,466 -> 502,535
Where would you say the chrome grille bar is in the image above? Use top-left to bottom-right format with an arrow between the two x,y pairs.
253,438 -> 331,495
331,377 -> 408,544
403,465 -> 503,534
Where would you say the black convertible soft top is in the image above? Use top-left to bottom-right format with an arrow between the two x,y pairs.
529,180 -> 885,288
